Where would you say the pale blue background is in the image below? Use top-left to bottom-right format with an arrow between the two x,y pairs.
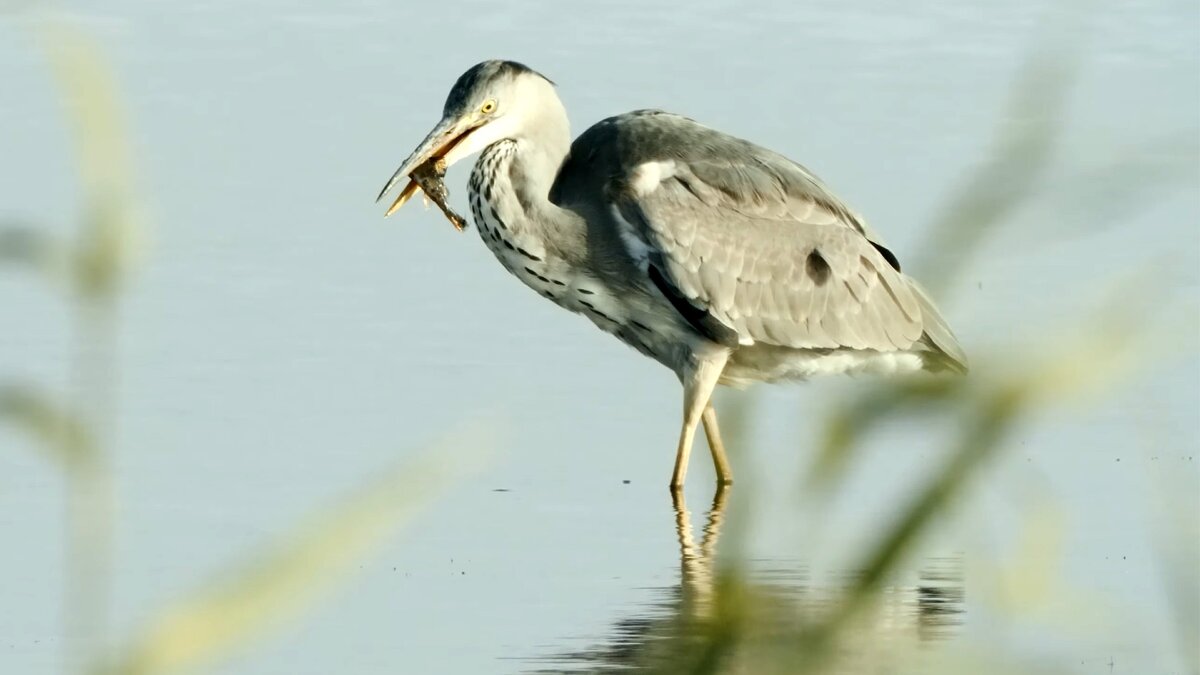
2,1 -> 1197,672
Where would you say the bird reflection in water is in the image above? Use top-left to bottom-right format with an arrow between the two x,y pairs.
673,487 -> 729,621
526,488 -> 964,673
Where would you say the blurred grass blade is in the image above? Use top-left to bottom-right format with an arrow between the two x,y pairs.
106,428 -> 492,675
0,222 -> 72,286
972,506 -> 1106,621
1030,134 -> 1200,245
800,36 -> 1083,499
829,385 -> 1023,625
0,384 -> 97,470
798,300 -> 1151,667
803,378 -> 959,493
912,35 -> 1081,296
997,272 -> 1162,408
1154,484 -> 1200,674
39,19 -> 144,298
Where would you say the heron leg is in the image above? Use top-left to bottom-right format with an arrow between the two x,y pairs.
701,404 -> 733,486
670,350 -> 729,491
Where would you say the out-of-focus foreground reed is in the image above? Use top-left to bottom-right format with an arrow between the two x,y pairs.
3,12 -> 1196,675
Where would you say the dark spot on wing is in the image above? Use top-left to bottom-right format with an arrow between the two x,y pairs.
871,242 -> 901,272
806,250 -> 832,286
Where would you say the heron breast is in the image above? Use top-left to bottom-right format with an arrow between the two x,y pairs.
467,149 -> 693,372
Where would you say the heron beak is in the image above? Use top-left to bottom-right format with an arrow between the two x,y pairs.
376,115 -> 479,217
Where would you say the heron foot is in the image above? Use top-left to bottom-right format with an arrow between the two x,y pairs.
668,477 -> 733,491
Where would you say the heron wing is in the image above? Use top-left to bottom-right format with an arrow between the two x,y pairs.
565,110 -> 924,351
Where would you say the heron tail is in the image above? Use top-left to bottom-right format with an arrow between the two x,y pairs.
907,278 -> 969,375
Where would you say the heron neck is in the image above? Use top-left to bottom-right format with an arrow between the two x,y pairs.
509,124 -> 570,217
482,127 -> 582,252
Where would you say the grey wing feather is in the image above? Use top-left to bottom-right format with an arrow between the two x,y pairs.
907,279 -> 969,373
556,110 -> 965,367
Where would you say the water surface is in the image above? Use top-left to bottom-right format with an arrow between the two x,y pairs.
1,1 -> 1197,673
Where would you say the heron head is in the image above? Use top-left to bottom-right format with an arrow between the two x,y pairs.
376,60 -> 558,215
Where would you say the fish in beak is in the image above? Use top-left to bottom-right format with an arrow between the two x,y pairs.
375,115 -> 480,229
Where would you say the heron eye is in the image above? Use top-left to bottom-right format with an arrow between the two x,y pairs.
480,100 -> 497,114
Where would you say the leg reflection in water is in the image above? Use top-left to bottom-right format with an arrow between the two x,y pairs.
527,488 -> 963,673
673,486 -> 728,620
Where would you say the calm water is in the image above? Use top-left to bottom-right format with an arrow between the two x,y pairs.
2,1 -> 1197,673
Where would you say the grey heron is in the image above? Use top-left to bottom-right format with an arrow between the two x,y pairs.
376,60 -> 967,490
